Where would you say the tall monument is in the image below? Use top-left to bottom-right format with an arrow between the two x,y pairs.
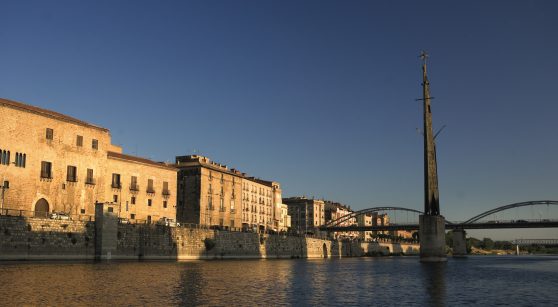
418,51 -> 447,262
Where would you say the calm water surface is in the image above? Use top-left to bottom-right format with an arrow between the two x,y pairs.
1,256 -> 557,306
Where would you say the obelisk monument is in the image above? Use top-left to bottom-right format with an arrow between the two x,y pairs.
418,51 -> 447,262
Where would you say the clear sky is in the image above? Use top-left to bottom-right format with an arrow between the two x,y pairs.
1,1 -> 557,239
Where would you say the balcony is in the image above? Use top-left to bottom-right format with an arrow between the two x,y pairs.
230,209 -> 236,214
146,187 -> 155,194
85,178 -> 96,185
162,189 -> 171,196
130,184 -> 139,191
219,207 -> 226,212
208,205 -> 215,211
111,182 -> 121,189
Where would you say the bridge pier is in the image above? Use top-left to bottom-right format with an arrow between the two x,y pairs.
419,215 -> 447,262
452,229 -> 467,257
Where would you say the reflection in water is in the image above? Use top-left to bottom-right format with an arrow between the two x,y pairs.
421,262 -> 446,307
177,260 -> 295,306
0,256 -> 558,306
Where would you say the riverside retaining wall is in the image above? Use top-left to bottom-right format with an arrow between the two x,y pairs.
0,215 -> 418,260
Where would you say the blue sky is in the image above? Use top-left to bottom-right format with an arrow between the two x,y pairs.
1,1 -> 557,239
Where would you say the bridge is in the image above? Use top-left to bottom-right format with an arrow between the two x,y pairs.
320,200 -> 558,232
511,239 -> 558,246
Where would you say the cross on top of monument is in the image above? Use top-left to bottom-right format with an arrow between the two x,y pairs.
419,51 -> 429,63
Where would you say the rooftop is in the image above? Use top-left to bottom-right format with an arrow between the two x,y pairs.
0,97 -> 109,132
108,151 -> 177,171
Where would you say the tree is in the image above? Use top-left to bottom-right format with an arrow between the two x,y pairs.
481,237 -> 495,250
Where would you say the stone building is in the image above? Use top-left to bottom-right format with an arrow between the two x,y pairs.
175,155 -> 289,232
283,197 -> 325,234
242,178 -> 280,232
0,98 -> 177,222
175,155 -> 242,229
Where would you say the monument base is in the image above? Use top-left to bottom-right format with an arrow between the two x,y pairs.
452,229 -> 467,257
419,215 -> 447,262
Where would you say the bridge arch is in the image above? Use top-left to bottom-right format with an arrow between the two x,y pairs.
463,200 -> 558,224
324,206 -> 424,228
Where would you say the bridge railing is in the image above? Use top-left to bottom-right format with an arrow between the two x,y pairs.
451,219 -> 558,225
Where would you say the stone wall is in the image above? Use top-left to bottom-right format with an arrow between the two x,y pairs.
0,215 -> 419,260
0,216 -> 94,260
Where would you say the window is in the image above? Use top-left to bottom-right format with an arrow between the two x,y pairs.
86,169 -> 94,184
40,161 -> 52,178
113,195 -> 118,203
46,128 -> 53,140
66,165 -> 77,182
131,213 -> 136,219
162,181 -> 170,195
220,198 -> 225,212
147,179 -> 155,193
147,215 -> 152,224
208,196 -> 213,210
17,153 -> 25,168
219,218 -> 224,226
111,173 -> 121,189
230,220 -> 235,228
220,174 -> 224,183
208,184 -> 212,194
163,201 -> 167,209
80,209 -> 86,214
1,150 -> 10,165
147,199 -> 152,207
131,196 -> 136,205
231,200 -> 235,211
76,135 -> 83,147
130,176 -> 139,191
92,139 -> 98,150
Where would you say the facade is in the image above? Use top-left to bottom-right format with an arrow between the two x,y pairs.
372,212 -> 390,237
241,178 -> 280,232
175,155 -> 242,229
356,213 -> 373,240
175,155 -> 287,232
106,152 -> 177,223
324,200 -> 358,239
278,203 -> 291,232
0,98 -> 177,222
283,197 -> 325,234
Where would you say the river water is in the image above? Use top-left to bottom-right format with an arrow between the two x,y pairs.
0,256 -> 557,306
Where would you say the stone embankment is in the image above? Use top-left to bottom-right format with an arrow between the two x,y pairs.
0,214 -> 418,261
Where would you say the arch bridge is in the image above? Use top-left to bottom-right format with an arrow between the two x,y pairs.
320,200 -> 558,232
